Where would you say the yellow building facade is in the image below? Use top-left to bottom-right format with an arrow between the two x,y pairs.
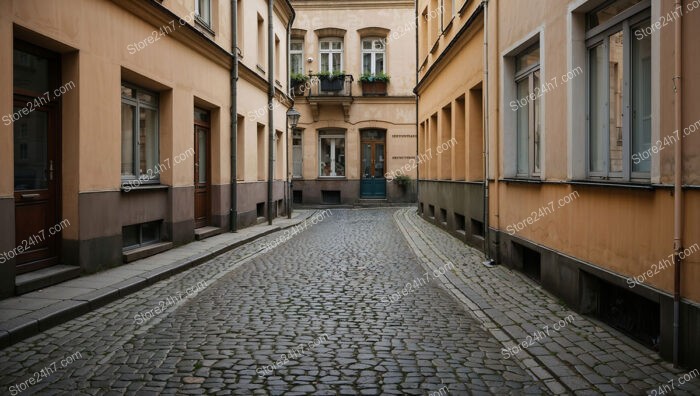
417,0 -> 700,367
0,0 -> 294,297
289,0 -> 417,205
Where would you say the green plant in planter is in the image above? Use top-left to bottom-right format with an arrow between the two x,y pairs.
359,72 -> 390,83
291,73 -> 309,84
318,70 -> 346,80
393,174 -> 411,187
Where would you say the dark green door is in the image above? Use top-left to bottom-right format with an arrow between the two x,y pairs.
360,131 -> 386,198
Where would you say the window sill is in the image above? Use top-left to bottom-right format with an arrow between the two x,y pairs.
195,17 -> 215,36
429,40 -> 440,55
500,177 -> 543,184
317,176 -> 346,180
443,17 -> 455,33
256,65 -> 266,74
120,183 -> 170,192
458,0 -> 472,16
568,180 -> 654,190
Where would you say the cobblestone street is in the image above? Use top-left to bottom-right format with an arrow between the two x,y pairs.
0,208 -> 697,395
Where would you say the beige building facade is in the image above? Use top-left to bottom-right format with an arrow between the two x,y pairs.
0,0 -> 294,298
289,0 -> 417,205
417,0 -> 700,367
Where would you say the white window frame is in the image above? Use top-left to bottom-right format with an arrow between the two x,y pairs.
318,131 -> 346,178
514,45 -> 541,179
585,0 -> 651,181
121,83 -> 160,183
290,40 -> 304,75
361,38 -> 386,75
319,38 -> 343,73
292,129 -> 303,178
195,0 -> 212,27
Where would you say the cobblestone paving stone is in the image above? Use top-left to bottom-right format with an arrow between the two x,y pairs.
0,208 -> 546,395
395,207 -> 700,396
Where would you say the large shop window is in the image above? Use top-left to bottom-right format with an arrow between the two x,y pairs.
121,84 -> 159,182
587,0 -> 650,180
319,131 -> 345,177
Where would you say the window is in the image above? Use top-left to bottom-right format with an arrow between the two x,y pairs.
292,129 -> 302,178
514,44 -> 541,178
319,131 -> 345,177
195,0 -> 211,27
257,13 -> 265,67
121,84 -> 159,182
587,0 -> 650,180
362,38 -> 385,75
291,40 -> 304,75
123,221 -> 161,250
319,39 -> 343,73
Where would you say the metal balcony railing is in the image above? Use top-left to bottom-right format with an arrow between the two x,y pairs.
292,74 -> 354,98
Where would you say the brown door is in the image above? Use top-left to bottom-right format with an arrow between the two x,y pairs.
194,108 -> 210,229
13,43 -> 62,273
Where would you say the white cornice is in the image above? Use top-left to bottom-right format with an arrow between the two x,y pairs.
291,1 -> 413,10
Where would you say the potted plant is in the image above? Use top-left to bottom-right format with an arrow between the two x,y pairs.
393,174 -> 412,189
360,72 -> 390,95
290,73 -> 309,96
318,70 -> 346,92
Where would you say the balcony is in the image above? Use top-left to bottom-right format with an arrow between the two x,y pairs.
293,74 -> 354,122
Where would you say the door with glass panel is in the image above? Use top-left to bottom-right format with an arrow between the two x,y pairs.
194,108 -> 210,229
13,43 -> 62,273
360,130 -> 386,198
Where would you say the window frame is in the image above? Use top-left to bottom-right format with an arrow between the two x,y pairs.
121,83 -> 160,184
292,129 -> 303,178
514,44 -> 541,179
195,0 -> 212,27
361,37 -> 386,75
585,2 -> 651,181
318,131 -> 346,178
290,40 -> 304,75
319,38 -> 344,73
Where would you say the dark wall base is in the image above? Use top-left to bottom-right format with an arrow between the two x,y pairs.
417,180 -> 485,249
496,231 -> 700,369
236,181 -> 287,229
292,179 -> 417,205
0,198 -> 16,299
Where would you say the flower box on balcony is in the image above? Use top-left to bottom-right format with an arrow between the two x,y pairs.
319,74 -> 345,92
361,81 -> 388,95
359,73 -> 390,96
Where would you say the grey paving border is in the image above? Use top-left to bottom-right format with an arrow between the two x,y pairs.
393,207 -> 569,395
0,211 -> 318,351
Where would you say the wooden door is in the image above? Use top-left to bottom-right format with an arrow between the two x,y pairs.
13,44 -> 62,273
193,108 -> 210,229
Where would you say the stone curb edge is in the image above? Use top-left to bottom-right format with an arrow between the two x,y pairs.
0,211 -> 318,351
393,207 -> 570,395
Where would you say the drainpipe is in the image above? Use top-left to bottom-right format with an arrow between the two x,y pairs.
415,0 -> 419,203
672,0 -> 683,369
287,15 -> 294,220
230,0 -> 239,232
267,0 -> 275,226
482,0 -> 494,263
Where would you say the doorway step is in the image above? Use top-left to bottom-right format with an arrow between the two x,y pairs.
15,265 -> 81,295
195,226 -> 223,241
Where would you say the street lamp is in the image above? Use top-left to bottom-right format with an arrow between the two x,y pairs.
286,107 -> 300,219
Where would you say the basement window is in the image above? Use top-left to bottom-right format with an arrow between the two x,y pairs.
122,221 -> 161,250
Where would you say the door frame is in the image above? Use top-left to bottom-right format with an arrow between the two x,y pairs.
360,129 -> 387,198
13,40 -> 63,274
193,108 -> 211,229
